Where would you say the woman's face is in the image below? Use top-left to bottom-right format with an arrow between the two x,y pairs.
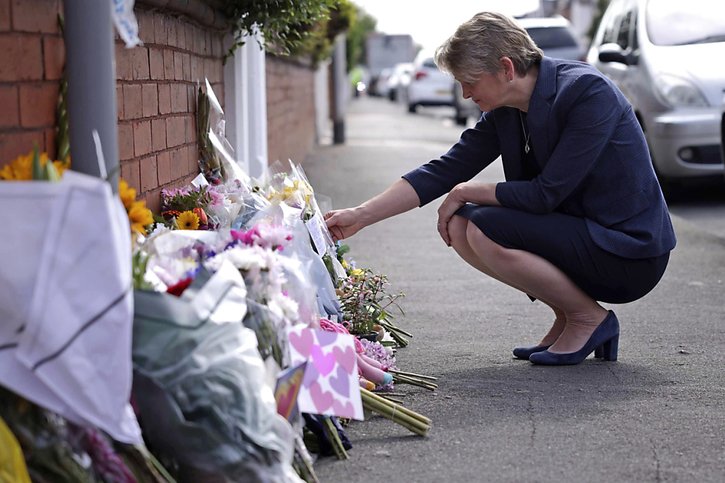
457,69 -> 509,113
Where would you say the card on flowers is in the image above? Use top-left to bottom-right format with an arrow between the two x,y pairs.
274,361 -> 307,422
287,326 -> 364,420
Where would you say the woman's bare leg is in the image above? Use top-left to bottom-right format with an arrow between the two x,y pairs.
447,216 -> 567,346
447,215 -> 608,353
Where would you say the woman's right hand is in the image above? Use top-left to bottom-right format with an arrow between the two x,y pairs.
324,208 -> 366,242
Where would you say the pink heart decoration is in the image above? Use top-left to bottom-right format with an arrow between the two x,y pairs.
311,345 -> 336,377
329,365 -> 350,398
316,329 -> 338,347
333,345 -> 356,375
332,400 -> 355,418
309,381 -> 334,414
302,363 -> 319,388
289,329 -> 313,358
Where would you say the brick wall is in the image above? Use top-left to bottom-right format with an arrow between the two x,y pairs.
1,1 -> 322,213
117,5 -> 225,213
266,55 -> 317,166
0,0 -> 64,164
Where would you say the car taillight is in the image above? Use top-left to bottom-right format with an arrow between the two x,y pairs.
414,71 -> 427,80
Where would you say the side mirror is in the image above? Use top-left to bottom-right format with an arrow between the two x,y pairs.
598,43 -> 629,64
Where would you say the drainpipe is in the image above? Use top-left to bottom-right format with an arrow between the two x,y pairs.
63,0 -> 119,192
246,31 -> 268,180
331,34 -> 347,144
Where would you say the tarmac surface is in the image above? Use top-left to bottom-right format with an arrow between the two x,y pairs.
304,96 -> 725,483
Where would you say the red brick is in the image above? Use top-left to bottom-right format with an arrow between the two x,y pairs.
187,145 -> 198,175
139,154 -> 157,192
184,115 -> 195,144
120,158 -> 140,192
137,10 -> 155,45
162,49 -> 174,80
0,85 -> 19,127
115,43 -> 133,81
44,127 -> 55,159
0,35 -> 43,81
116,85 -> 123,120
156,150 -> 171,184
166,116 -> 185,148
12,0 -> 58,33
151,118 -> 166,152
157,84 -> 170,115
175,20 -> 187,50
181,53 -> 191,81
144,188 -> 161,214
142,83 -> 158,118
170,83 -> 188,113
133,120 -> 151,157
184,24 -> 195,54
0,130 -> 44,165
166,19 -> 178,48
117,122 -> 134,161
173,51 -> 183,81
0,0 -> 10,31
42,35 -> 65,81
149,48 -> 164,80
152,13 -> 167,45
19,82 -> 58,128
130,47 -> 150,80
190,55 -> 202,82
122,84 -> 142,120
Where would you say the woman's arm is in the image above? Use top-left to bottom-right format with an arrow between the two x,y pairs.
324,178 -> 420,241
436,181 -> 500,245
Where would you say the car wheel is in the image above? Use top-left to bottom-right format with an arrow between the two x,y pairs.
407,103 -> 417,113
455,115 -> 468,126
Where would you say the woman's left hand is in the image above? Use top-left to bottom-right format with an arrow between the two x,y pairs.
437,182 -> 499,246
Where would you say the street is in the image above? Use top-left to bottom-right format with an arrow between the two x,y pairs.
304,96 -> 725,482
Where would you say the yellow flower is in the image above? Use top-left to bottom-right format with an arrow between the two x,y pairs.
1,151 -> 69,181
349,268 -> 364,277
128,201 -> 154,235
118,179 -> 137,210
176,210 -> 200,230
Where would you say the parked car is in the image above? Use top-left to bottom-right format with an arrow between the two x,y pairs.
587,0 -> 725,186
385,62 -> 414,102
518,16 -> 586,62
455,16 -> 584,125
405,55 -> 455,113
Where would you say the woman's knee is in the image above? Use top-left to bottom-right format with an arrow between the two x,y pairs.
448,215 -> 470,248
465,222 -> 512,262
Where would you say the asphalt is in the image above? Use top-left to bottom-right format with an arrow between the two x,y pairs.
303,96 -> 725,483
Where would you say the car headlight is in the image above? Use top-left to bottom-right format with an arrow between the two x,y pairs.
653,73 -> 709,108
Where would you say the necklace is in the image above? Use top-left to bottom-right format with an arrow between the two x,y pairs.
519,111 -> 531,154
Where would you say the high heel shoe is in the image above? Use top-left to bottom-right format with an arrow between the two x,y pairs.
529,311 -> 619,365
512,344 -> 551,360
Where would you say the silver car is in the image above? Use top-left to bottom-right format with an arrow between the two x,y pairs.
587,0 -> 725,185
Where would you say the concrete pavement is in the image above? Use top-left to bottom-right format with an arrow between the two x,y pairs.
304,96 -> 725,483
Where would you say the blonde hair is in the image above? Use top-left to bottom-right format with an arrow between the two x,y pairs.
435,11 -> 543,83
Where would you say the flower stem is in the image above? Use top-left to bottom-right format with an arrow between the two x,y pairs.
360,388 -> 431,437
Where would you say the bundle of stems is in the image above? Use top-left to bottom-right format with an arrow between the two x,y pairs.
390,369 -> 438,391
360,388 -> 431,437
321,417 -> 348,460
378,320 -> 411,347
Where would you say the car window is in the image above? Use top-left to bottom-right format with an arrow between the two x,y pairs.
526,27 -> 579,49
422,59 -> 437,69
600,0 -> 625,45
646,0 -> 725,46
616,9 -> 635,49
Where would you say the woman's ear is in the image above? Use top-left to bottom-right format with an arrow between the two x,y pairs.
499,56 -> 515,81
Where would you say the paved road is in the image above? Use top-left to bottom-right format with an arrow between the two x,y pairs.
304,96 -> 725,483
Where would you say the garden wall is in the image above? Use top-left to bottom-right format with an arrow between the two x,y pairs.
0,0 -> 321,213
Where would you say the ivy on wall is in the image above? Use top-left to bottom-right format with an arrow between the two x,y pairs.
215,0 -> 354,63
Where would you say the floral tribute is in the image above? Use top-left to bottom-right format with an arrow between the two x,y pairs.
0,81 -> 435,483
